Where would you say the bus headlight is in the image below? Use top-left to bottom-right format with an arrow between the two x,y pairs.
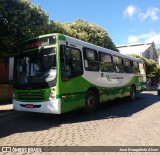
50,87 -> 56,99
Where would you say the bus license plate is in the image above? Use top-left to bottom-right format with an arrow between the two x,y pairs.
26,104 -> 33,108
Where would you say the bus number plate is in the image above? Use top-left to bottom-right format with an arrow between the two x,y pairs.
26,104 -> 33,108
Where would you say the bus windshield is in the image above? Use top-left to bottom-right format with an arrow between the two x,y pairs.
14,47 -> 56,84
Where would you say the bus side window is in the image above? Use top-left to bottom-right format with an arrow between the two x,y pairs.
113,56 -> 124,73
83,47 -> 99,71
60,45 -> 83,81
124,58 -> 132,73
69,48 -> 83,75
133,61 -> 139,74
99,52 -> 113,72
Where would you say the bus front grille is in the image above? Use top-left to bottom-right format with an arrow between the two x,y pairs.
16,90 -> 47,102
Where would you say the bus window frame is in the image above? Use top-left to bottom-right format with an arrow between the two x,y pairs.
83,47 -> 99,72
133,61 -> 140,74
99,51 -> 114,73
123,58 -> 133,73
60,45 -> 83,82
112,55 -> 124,73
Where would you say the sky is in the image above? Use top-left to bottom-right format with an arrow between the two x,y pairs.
30,0 -> 160,48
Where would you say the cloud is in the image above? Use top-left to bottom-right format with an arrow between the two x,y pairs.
128,35 -> 139,43
128,32 -> 160,45
145,34 -> 160,44
124,5 -> 137,18
124,5 -> 160,21
138,8 -> 160,21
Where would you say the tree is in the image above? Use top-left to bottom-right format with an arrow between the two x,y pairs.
62,19 -> 119,52
0,0 -> 49,59
0,2 -> 118,60
46,20 -> 64,34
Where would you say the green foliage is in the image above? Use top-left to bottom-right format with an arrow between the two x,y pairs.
0,0 -> 49,58
47,20 -> 64,34
62,19 -> 118,51
0,2 -> 118,60
130,54 -> 160,84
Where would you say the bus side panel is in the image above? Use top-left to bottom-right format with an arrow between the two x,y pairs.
100,88 -> 113,102
113,87 -> 123,99
123,86 -> 130,97
61,92 -> 85,113
58,76 -> 94,113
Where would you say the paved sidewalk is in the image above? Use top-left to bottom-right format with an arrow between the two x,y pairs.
0,103 -> 14,117
0,103 -> 13,110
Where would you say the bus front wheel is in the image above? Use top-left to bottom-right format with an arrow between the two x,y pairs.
85,90 -> 97,114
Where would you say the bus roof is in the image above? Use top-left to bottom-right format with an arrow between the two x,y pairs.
63,34 -> 143,63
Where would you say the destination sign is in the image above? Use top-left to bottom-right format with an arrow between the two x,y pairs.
17,35 -> 56,52
25,41 -> 43,49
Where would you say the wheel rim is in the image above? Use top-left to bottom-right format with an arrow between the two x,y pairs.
86,96 -> 95,108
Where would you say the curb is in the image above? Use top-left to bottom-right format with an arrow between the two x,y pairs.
0,110 -> 16,117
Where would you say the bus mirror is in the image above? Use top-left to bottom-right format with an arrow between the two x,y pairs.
84,60 -> 88,68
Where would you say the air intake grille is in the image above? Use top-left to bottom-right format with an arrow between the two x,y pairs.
16,90 -> 48,102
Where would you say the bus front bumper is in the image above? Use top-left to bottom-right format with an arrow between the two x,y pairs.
13,99 -> 61,114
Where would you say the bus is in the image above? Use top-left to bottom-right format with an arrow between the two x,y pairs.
13,33 -> 146,114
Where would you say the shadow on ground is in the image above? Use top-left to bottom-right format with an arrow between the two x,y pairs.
0,91 -> 159,138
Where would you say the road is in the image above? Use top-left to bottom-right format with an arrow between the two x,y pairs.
0,91 -> 160,153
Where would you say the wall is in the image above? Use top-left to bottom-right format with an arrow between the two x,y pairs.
0,84 -> 13,103
0,63 -> 8,81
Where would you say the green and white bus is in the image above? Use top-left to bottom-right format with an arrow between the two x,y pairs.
13,33 -> 146,114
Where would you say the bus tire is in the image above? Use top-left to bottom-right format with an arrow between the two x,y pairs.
130,86 -> 136,101
85,90 -> 97,114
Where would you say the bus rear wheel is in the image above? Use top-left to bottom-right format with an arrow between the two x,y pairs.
85,90 -> 97,114
130,86 -> 136,101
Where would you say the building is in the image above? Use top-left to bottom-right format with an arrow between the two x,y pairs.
116,42 -> 158,62
0,57 -> 14,82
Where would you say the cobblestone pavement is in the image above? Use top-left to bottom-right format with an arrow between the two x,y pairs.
0,91 -> 160,154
